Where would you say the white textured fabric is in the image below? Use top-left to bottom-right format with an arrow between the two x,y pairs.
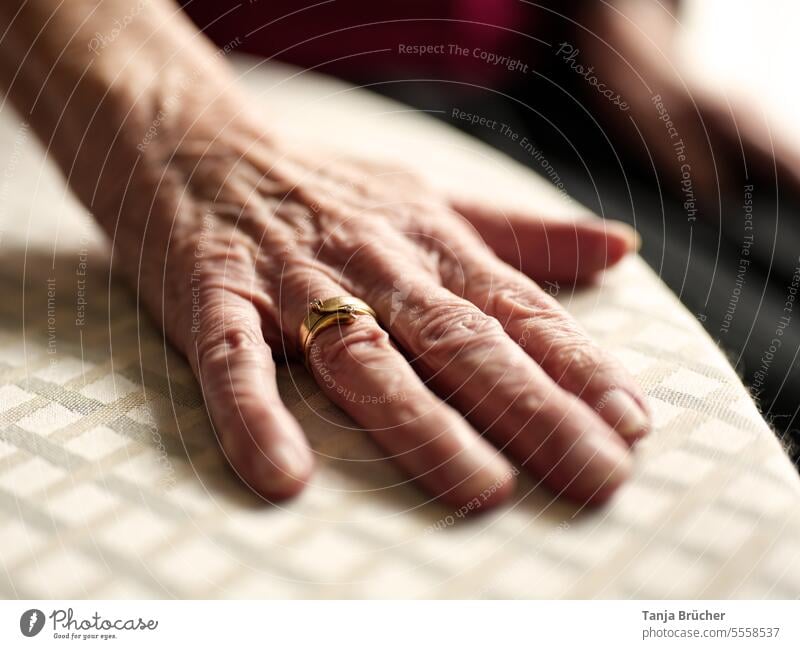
0,59 -> 799,599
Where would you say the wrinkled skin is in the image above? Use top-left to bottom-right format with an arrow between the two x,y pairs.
93,94 -> 650,511
0,0 -> 655,513
4,0 -> 798,517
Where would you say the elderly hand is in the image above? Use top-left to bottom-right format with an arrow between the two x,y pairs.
1,0 -> 650,512
103,102 -> 651,510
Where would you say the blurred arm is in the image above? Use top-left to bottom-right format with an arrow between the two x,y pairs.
0,0 -> 242,210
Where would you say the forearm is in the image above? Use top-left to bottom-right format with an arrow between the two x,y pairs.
0,0 -> 243,210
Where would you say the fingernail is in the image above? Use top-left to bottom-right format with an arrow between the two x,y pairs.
632,229 -> 642,252
602,389 -> 650,442
578,429 -> 633,499
435,435 -> 517,511
264,442 -> 311,488
607,221 -> 642,252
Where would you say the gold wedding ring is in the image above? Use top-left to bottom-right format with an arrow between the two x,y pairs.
299,296 -> 378,368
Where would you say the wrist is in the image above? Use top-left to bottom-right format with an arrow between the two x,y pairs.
0,1 -> 257,212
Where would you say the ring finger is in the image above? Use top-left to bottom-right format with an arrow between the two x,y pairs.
275,265 -> 516,510
346,251 -> 633,504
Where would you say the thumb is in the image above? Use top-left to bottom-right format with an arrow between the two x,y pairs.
449,198 -> 640,283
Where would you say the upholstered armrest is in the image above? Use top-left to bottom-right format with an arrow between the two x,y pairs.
0,59 -> 798,598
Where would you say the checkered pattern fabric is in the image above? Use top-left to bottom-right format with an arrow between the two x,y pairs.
0,61 -> 798,598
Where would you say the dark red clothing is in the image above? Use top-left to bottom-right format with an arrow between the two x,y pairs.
180,0 -> 559,84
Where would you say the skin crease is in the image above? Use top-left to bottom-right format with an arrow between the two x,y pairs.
128,120 -> 650,507
0,0 -> 665,513
5,1 -> 795,512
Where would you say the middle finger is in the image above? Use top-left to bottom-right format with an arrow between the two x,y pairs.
349,249 -> 633,503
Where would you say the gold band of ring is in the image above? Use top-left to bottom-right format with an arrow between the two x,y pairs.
299,296 -> 378,368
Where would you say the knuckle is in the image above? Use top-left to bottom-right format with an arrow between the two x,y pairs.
201,238 -> 256,271
491,281 -> 559,320
545,339 -> 609,378
462,266 -> 503,294
195,309 -> 265,367
323,220 -> 397,262
509,301 -> 584,349
170,227 -> 256,269
311,318 -> 391,371
509,308 -> 564,342
417,302 -> 507,359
